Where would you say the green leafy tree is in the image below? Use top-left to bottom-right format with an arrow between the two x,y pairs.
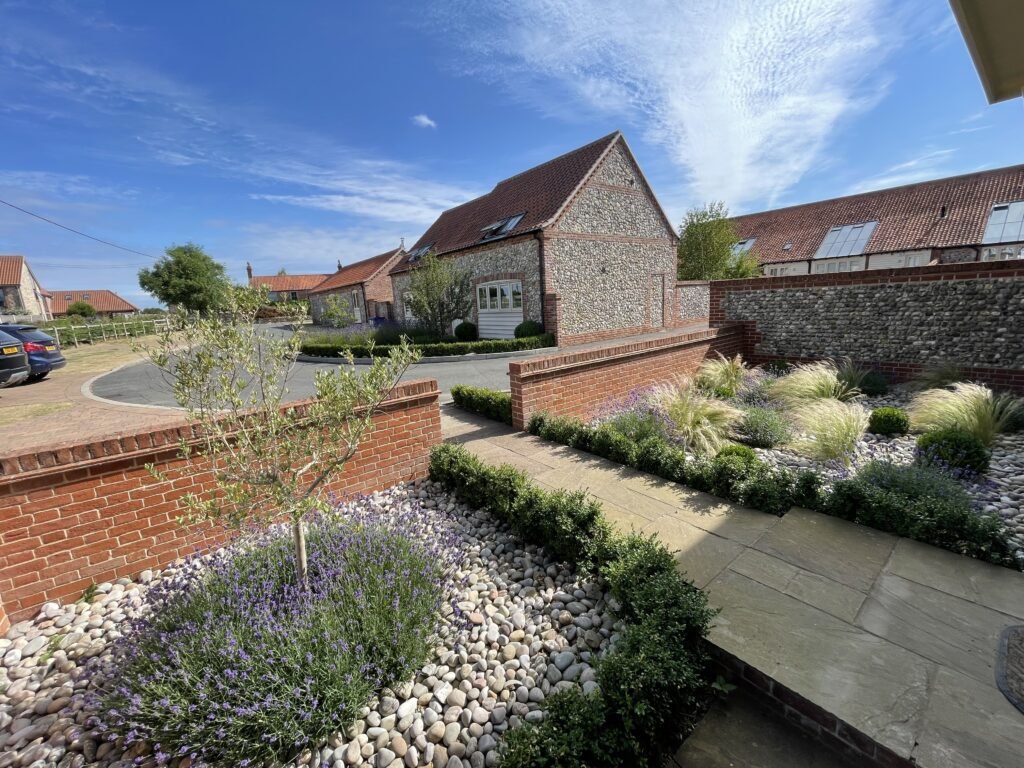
145,286 -> 419,584
318,294 -> 357,329
406,252 -> 474,338
138,243 -> 230,314
65,300 -> 96,318
677,201 -> 760,280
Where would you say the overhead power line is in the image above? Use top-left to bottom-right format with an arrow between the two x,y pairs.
0,196 -> 159,260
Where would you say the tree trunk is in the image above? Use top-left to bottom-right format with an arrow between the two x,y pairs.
292,518 -> 308,588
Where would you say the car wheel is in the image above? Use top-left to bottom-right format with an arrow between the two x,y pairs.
27,372 -> 48,383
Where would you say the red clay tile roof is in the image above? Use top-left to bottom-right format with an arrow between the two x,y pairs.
392,132 -> 621,274
733,164 -> 1024,264
309,248 -> 403,294
51,290 -> 138,315
248,274 -> 329,292
0,255 -> 26,286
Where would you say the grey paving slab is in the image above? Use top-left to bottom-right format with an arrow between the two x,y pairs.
857,572 -> 1014,686
913,665 -> 1024,768
886,538 -> 1024,620
753,507 -> 897,593
706,569 -> 933,759
673,691 -> 862,768
642,515 -> 744,589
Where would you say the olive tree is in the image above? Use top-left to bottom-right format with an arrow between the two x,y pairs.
405,252 -> 474,338
146,286 -> 419,585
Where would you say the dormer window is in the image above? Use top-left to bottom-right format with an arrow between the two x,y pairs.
731,238 -> 755,256
982,201 -> 1024,244
407,243 -> 433,262
814,221 -> 878,259
480,213 -> 525,241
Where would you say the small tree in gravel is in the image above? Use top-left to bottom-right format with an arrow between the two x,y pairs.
406,252 -> 474,338
147,285 -> 419,585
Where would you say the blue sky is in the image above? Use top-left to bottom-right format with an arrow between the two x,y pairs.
0,0 -> 1021,308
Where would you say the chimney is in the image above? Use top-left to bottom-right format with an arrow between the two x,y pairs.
337,259 -> 343,271
245,261 -> 253,280
400,237 -> 405,251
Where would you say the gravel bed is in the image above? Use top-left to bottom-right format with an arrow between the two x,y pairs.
0,482 -> 616,768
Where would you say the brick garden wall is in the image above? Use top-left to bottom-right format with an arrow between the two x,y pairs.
508,325 -> 745,429
709,261 -> 1024,390
0,379 -> 442,631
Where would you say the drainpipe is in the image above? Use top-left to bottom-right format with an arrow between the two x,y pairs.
534,231 -> 546,326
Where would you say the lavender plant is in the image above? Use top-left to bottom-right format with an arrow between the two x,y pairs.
90,500 -> 459,767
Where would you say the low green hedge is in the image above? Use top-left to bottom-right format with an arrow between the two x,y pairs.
300,333 -> 554,359
429,444 -> 716,768
450,385 -> 513,425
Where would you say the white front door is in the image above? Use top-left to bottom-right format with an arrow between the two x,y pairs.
477,280 -> 523,339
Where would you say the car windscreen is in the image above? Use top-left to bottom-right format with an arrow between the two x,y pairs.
15,329 -> 55,343
0,330 -> 21,345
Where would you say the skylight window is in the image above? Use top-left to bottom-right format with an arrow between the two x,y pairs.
731,238 -> 755,256
982,201 -> 1024,244
481,212 -> 525,240
813,221 -> 878,259
407,243 -> 433,261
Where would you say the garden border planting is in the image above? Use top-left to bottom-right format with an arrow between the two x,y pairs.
299,333 -> 555,361
450,384 -> 513,425
0,378 -> 443,632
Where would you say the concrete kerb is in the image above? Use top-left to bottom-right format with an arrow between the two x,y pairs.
81,362 -> 185,412
296,346 -> 557,366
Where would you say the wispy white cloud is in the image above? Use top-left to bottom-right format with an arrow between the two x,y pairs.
412,113 -> 437,129
434,0 -> 904,210
846,148 -> 957,194
234,224 -> 406,276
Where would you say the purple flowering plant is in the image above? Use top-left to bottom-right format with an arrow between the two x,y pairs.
88,496 -> 460,767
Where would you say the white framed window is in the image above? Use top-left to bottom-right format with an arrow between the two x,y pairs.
814,221 -> 878,259
403,291 -> 416,321
477,280 -> 523,312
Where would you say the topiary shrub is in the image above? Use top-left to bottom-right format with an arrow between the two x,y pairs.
514,320 -> 544,338
868,407 -> 909,436
454,321 -> 478,341
916,427 -> 990,474
450,384 -> 512,424
715,444 -> 757,462
590,423 -> 639,467
736,407 -> 791,448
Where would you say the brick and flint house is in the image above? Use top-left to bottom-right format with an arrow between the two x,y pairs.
731,164 -> 1024,277
0,255 -> 51,320
308,246 -> 406,325
246,265 -> 329,302
389,131 -> 684,345
50,290 -> 137,318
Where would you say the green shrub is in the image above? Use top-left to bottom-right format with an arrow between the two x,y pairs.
715,444 -> 757,462
527,411 -> 549,436
514,320 -> 544,338
299,333 -> 554,358
790,399 -> 869,463
682,457 -> 714,493
736,406 -> 791,448
539,415 -> 593,450
908,382 -> 1022,445
823,461 -> 1013,565
450,384 -> 512,425
696,353 -> 747,398
735,464 -> 795,516
454,321 -> 478,341
868,407 -> 909,436
635,436 -> 686,479
762,360 -> 792,376
912,362 -> 965,391
859,370 -> 889,397
793,470 -> 824,510
591,423 -> 640,466
916,428 -> 990,474
650,380 -> 740,456
500,688 -> 608,768
768,360 -> 862,405
600,533 -> 676,618
708,453 -> 756,499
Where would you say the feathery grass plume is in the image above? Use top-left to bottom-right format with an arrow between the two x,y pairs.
790,399 -> 869,464
912,362 -> 966,391
696,352 -> 748,398
907,382 -> 1022,445
649,378 -> 740,456
768,360 -> 862,405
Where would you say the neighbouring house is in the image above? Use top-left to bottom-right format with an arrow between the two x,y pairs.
246,264 -> 329,302
51,290 -> 138,318
390,131 -> 680,344
731,164 -> 1024,277
308,247 -> 405,325
0,255 -> 51,320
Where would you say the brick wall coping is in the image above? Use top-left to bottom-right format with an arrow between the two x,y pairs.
509,325 -> 742,380
711,259 -> 1024,291
0,378 -> 440,482
675,279 -> 711,286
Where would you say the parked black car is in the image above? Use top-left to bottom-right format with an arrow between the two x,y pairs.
0,325 -> 66,382
0,329 -> 30,388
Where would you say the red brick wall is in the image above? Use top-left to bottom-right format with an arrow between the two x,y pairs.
0,379 -> 442,631
508,325 -> 745,429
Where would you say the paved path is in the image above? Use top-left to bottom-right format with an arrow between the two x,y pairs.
441,406 -> 1024,768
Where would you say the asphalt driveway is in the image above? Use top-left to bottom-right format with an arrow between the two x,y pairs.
89,352 -> 528,409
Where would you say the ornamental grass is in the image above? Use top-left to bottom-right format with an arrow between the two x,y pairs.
649,379 -> 740,456
790,399 -> 869,464
90,502 -> 459,767
695,353 -> 748,398
768,360 -> 862,406
907,382 -> 1022,446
